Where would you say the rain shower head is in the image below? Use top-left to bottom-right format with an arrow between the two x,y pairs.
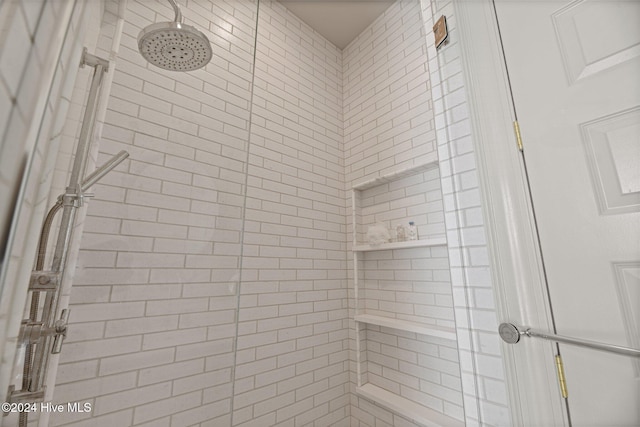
138,0 -> 212,72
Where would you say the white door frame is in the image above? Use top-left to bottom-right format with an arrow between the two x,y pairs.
452,0 -> 568,425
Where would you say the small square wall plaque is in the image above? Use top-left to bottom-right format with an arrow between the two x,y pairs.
433,15 -> 448,49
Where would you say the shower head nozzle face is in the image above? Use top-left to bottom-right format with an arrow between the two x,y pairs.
138,22 -> 212,72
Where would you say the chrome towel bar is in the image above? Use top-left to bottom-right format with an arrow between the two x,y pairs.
499,323 -> 640,358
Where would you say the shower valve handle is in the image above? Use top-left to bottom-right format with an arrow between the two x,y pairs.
19,309 -> 70,354
51,309 -> 70,354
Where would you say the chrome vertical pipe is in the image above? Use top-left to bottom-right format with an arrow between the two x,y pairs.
29,59 -> 107,394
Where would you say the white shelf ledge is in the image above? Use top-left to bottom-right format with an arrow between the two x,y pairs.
353,237 -> 446,252
355,314 -> 457,340
352,160 -> 439,190
356,384 -> 465,427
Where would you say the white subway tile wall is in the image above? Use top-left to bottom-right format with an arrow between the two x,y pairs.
343,1 -> 438,185
421,0 -> 511,425
362,325 -> 464,419
0,0 -> 105,413
0,0 -> 515,425
233,0 -> 349,424
0,1 -> 50,393
360,245 -> 455,330
51,0 -> 351,425
51,0 -> 258,426
355,169 -> 453,329
356,169 -> 446,246
343,1 -> 464,425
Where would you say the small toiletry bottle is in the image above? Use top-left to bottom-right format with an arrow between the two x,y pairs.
396,224 -> 406,242
407,221 -> 418,240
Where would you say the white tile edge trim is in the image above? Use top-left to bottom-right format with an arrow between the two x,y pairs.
353,237 -> 447,252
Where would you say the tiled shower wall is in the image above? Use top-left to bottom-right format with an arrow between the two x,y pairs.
421,0 -> 511,425
0,0 -> 515,426
0,0 -> 104,407
356,171 -> 452,328
51,0 -> 351,426
231,0 -> 349,426
343,0 -> 464,425
51,0 -> 259,425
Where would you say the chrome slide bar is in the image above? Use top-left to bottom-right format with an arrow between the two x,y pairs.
499,323 -> 640,358
8,50 -> 126,423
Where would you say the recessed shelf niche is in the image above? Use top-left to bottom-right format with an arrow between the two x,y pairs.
350,161 -> 464,426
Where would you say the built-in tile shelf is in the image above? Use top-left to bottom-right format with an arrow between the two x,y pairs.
356,383 -> 465,427
354,314 -> 457,340
351,160 -> 462,424
353,237 -> 447,252
352,160 -> 439,190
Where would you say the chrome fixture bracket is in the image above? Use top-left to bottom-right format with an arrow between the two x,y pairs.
28,271 -> 60,291
19,309 -> 69,353
5,387 -> 45,405
80,47 -> 110,71
61,190 -> 94,208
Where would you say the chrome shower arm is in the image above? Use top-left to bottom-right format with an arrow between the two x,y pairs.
81,150 -> 129,192
168,0 -> 183,23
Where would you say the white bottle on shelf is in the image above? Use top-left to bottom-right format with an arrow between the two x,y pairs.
407,221 -> 418,240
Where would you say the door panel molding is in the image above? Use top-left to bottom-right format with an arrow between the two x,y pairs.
452,0 -> 567,425
613,261 -> 640,377
552,0 -> 640,84
581,107 -> 640,214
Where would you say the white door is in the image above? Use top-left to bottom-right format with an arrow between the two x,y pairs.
494,1 -> 640,425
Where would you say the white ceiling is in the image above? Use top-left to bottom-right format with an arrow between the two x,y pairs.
278,1 -> 396,50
